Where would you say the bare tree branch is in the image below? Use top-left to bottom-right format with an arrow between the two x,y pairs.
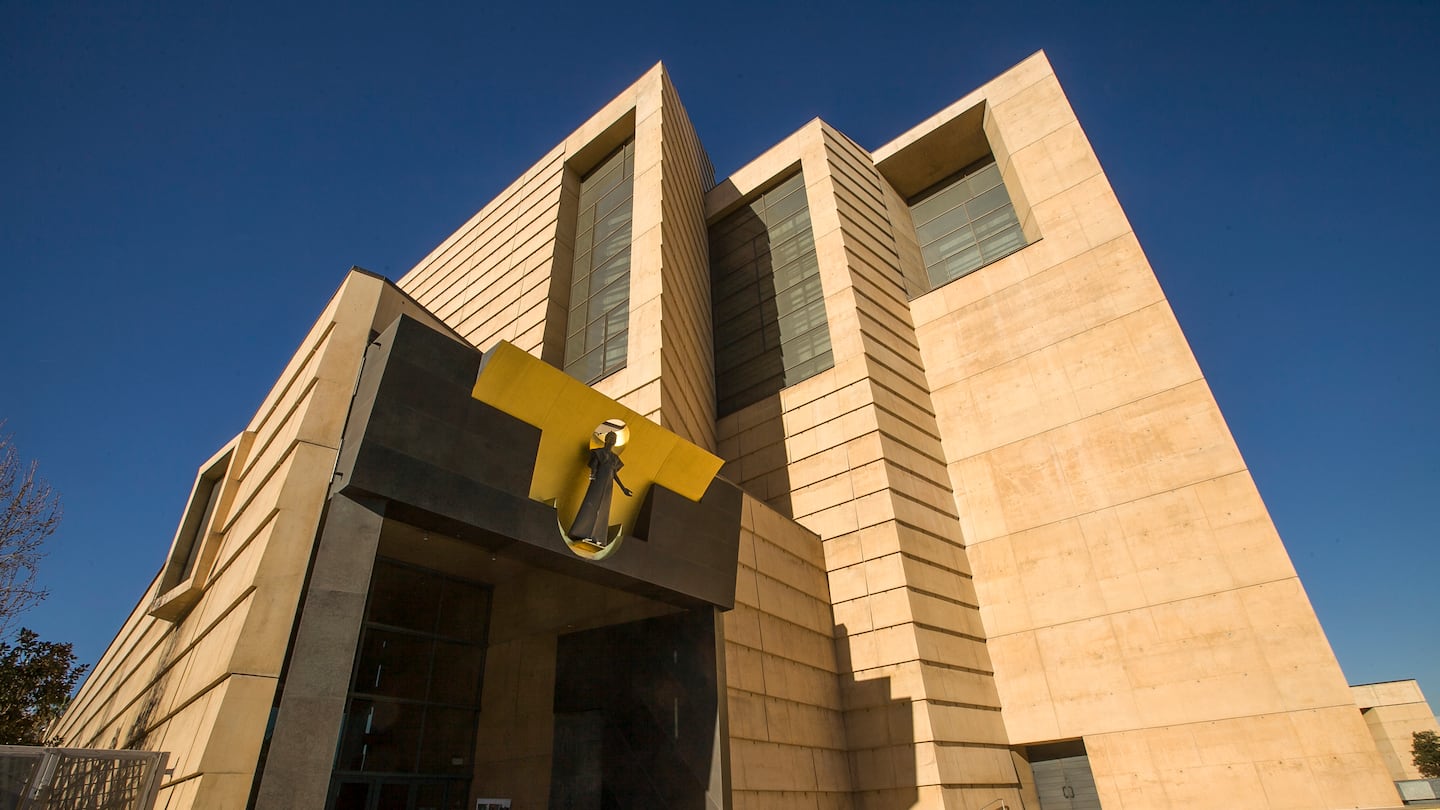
0,422 -> 62,636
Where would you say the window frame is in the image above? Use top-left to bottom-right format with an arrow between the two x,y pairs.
147,431 -> 253,621
709,169 -> 834,417
907,155 -> 1028,290
562,139 -> 636,385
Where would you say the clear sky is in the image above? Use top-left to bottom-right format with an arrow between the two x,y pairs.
2,1 -> 1437,707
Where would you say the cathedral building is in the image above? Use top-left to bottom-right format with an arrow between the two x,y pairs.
54,53 -> 1409,810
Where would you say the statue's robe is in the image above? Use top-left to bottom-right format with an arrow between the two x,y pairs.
568,447 -> 624,544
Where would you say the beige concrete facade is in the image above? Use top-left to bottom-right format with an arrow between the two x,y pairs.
726,492 -> 854,809
708,51 -> 1398,809
57,54 -> 1407,810
895,52 -> 1399,810
398,64 -> 717,451
50,270 -> 458,808
710,116 -> 1019,809
1353,680 -> 1440,781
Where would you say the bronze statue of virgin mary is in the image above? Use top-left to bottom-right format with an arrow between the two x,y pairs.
567,430 -> 632,546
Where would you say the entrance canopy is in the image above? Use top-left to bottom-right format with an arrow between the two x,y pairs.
334,315 -> 744,610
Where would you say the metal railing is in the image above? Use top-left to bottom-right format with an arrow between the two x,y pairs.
0,746 -> 168,810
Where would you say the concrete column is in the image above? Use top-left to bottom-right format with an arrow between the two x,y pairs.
253,493 -> 386,809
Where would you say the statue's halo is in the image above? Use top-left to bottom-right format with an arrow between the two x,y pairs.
590,418 -> 630,454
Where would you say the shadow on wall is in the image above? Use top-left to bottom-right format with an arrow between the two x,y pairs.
712,202 -> 788,418
833,623 -> 918,810
716,393 -> 793,520
117,626 -> 184,751
712,202 -> 798,520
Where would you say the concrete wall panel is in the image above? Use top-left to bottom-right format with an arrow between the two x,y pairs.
53,271 -> 434,808
903,52 -> 1398,809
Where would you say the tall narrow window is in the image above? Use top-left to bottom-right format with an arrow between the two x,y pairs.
564,140 -> 635,384
909,156 -> 1026,289
710,171 -> 832,417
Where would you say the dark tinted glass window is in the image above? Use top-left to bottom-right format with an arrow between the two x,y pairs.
910,157 -> 1026,289
710,172 -> 833,416
332,560 -> 490,797
565,141 -> 635,384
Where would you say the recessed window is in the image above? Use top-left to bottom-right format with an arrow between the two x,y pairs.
710,171 -> 833,417
909,156 -> 1026,289
564,140 -> 635,384
148,433 -> 251,621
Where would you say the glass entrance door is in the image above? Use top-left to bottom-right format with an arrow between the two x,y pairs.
327,560 -> 493,810
550,609 -> 720,809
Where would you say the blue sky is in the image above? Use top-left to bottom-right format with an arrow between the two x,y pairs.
2,1 -> 1436,707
